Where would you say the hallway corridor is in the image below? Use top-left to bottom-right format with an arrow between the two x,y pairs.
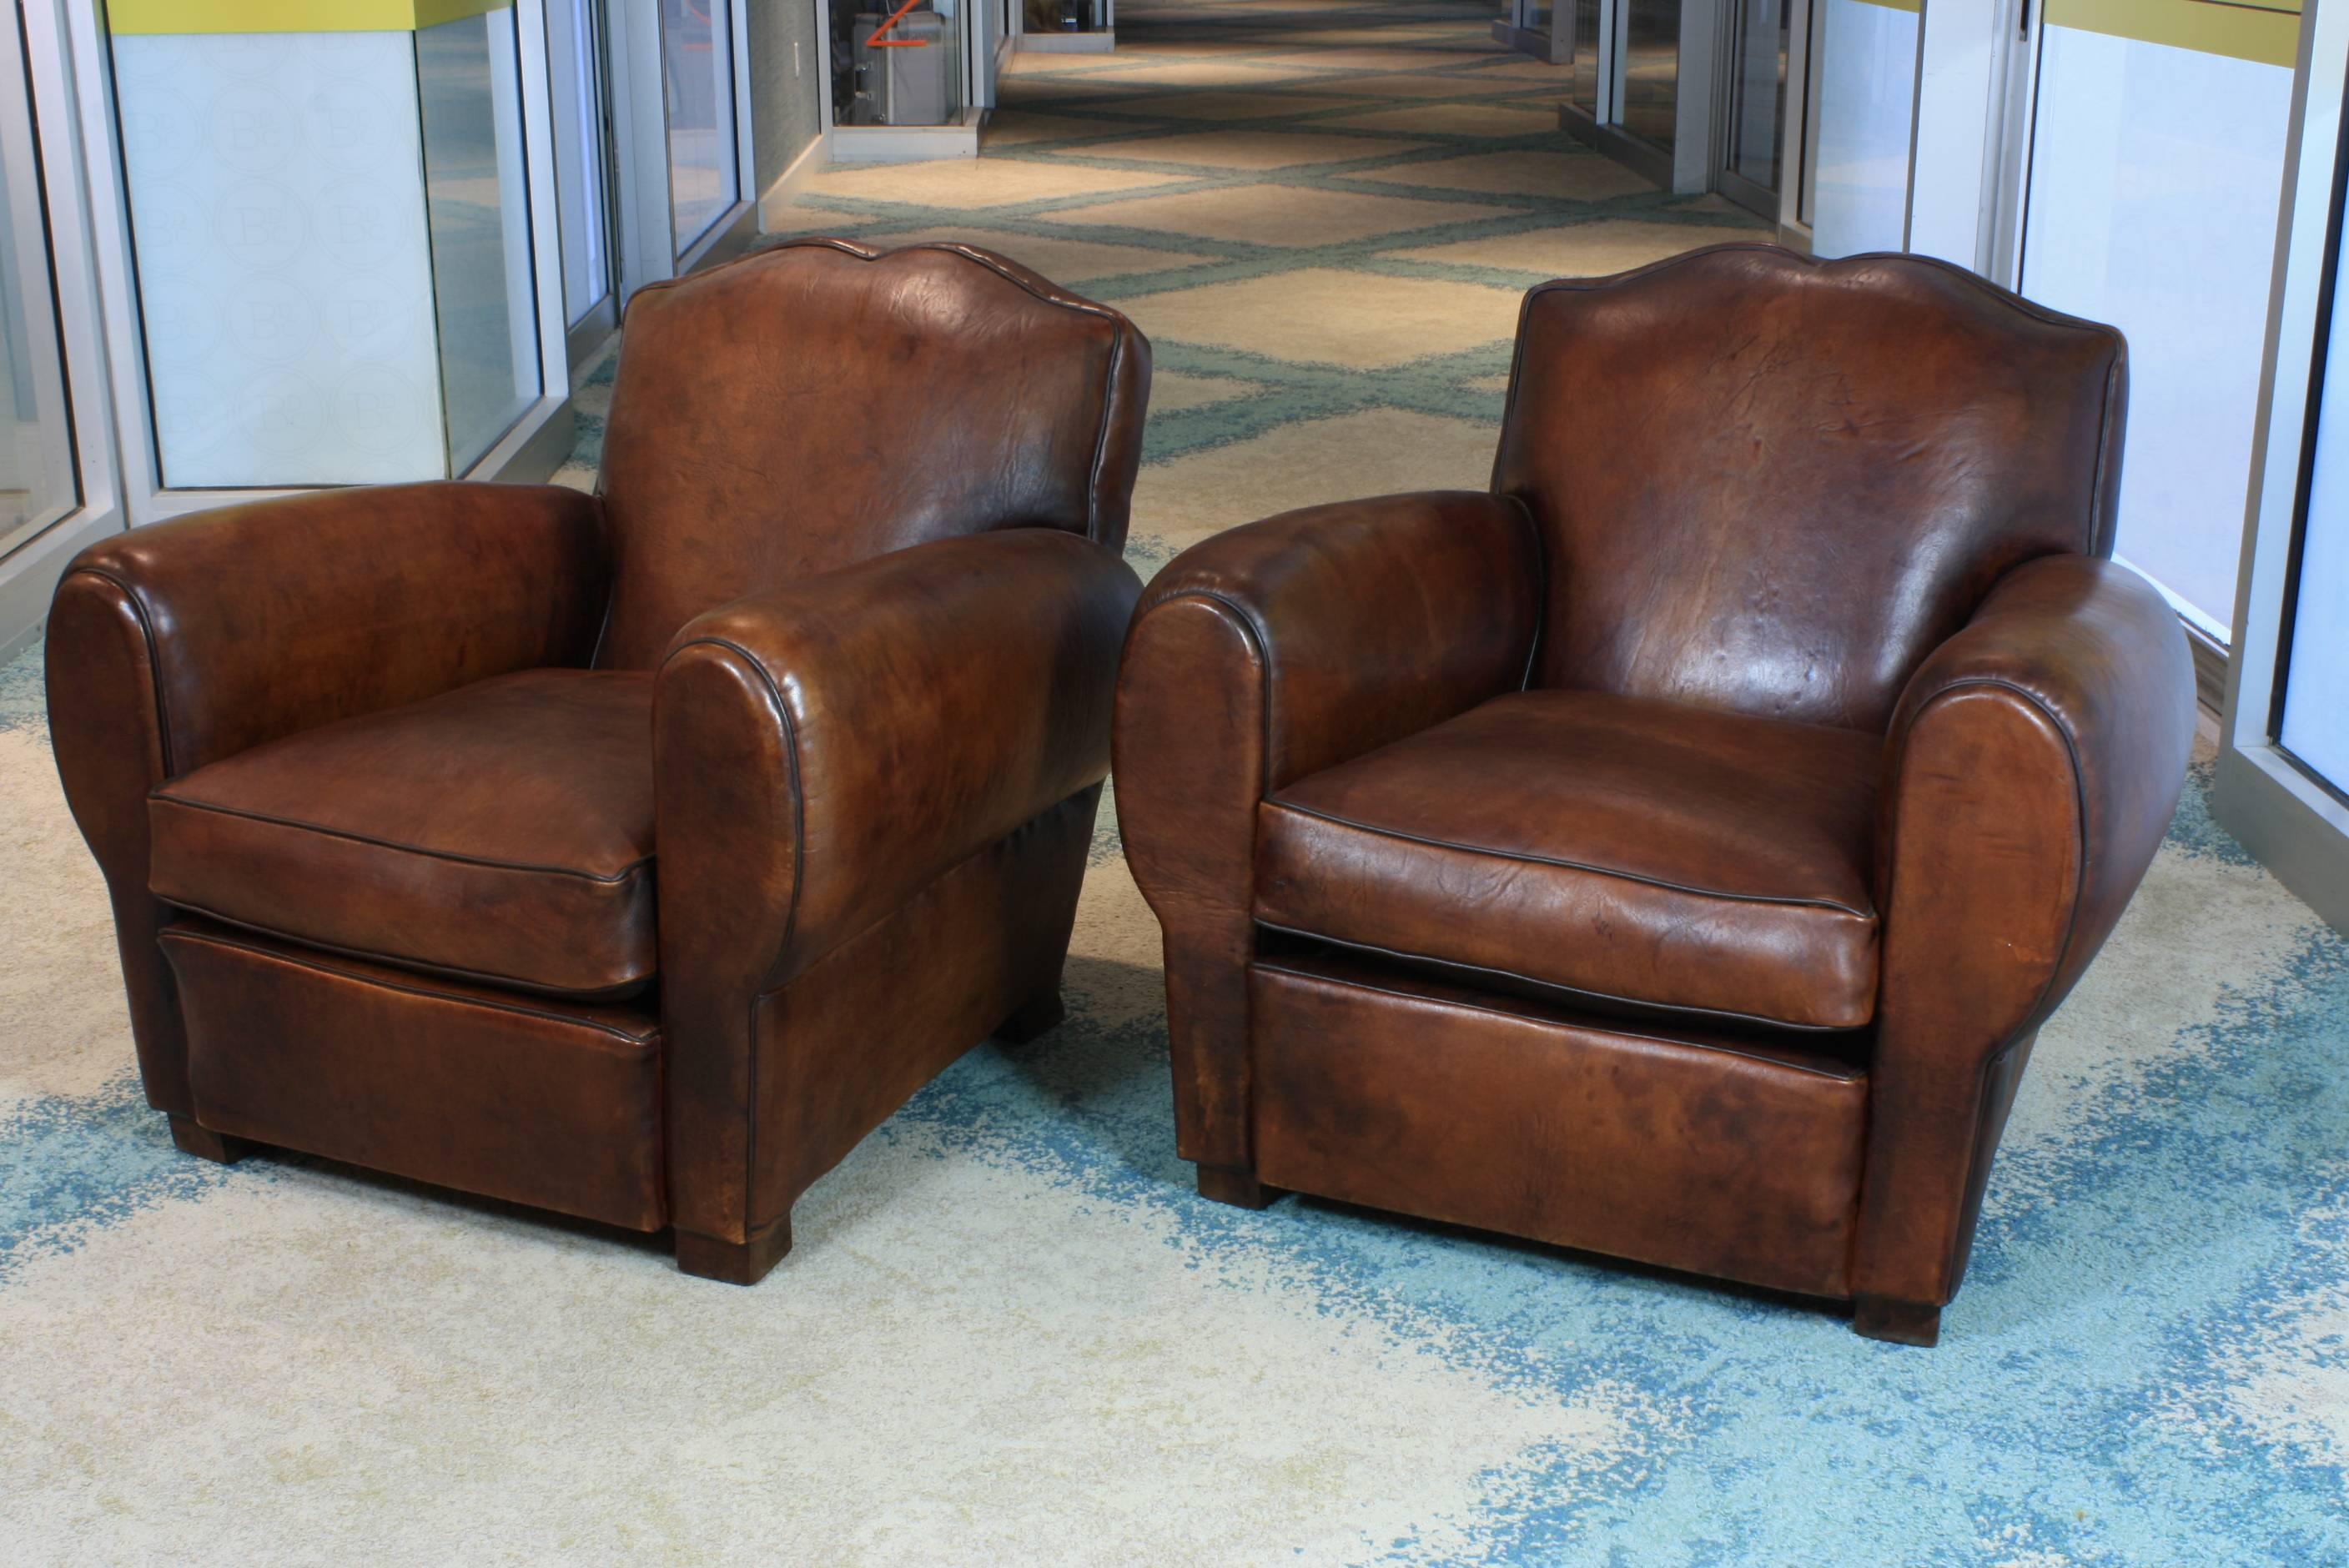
764,0 -> 1766,568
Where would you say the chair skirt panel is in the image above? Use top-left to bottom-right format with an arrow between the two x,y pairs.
669,785 -> 1103,1249
163,921 -> 666,1232
1248,951 -> 1870,1301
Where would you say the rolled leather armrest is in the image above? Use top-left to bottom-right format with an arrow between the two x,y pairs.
1112,490 -> 1542,1170
653,525 -> 1139,1248
653,525 -> 1142,994
44,480 -> 607,1117
48,481 -> 609,784
1855,552 -> 2196,1306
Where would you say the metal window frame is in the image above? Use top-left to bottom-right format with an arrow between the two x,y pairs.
1711,0 -> 1801,225
544,0 -> 622,366
610,0 -> 758,298
2216,0 -> 2349,933
0,0 -> 128,663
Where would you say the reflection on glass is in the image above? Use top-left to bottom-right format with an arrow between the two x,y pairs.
834,0 -> 964,126
1620,0 -> 1679,152
1024,0 -> 1109,33
548,0 -> 612,326
1796,0 -> 1815,226
1571,0 -> 1600,116
1726,0 -> 1789,193
665,0 -> 740,249
419,10 -> 542,473
1812,0 -> 1917,255
2281,209 -> 2349,791
1524,0 -> 1552,37
0,35 -> 72,552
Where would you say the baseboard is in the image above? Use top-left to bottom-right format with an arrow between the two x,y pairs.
2186,620 -> 2229,718
1490,20 -> 1567,63
757,133 -> 831,230
1018,30 -> 1114,51
830,109 -> 983,163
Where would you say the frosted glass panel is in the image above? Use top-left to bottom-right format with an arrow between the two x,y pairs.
2020,25 -> 2293,638
115,31 -> 445,485
116,23 -> 542,487
1812,0 -> 1916,257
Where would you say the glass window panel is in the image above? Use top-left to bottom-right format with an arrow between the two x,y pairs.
2019,21 -> 2294,639
1029,0 -> 1109,32
418,9 -> 543,474
2277,98 -> 2349,792
1571,0 -> 1600,118
1619,0 -> 1679,153
547,0 -> 612,327
0,25 -> 73,553
2281,249 -> 2349,791
1796,0 -> 1816,227
1811,0 -> 1917,256
837,0 -> 964,128
115,30 -> 447,486
1727,0 -> 1790,193
665,0 -> 741,249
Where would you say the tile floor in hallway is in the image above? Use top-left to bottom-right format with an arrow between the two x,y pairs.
755,0 -> 1765,567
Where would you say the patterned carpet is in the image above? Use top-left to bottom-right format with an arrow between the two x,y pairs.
6,2 -> 2348,1561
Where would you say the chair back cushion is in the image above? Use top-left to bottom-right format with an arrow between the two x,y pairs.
591,239 -> 1149,669
1492,244 -> 2125,731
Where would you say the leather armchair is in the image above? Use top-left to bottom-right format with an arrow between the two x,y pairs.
49,240 -> 1149,1284
1114,245 -> 2193,1344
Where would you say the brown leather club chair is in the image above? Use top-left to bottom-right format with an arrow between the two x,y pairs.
47,239 -> 1149,1284
1114,245 -> 2194,1345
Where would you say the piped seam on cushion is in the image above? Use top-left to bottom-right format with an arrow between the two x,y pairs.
148,792 -> 653,884
1259,797 -> 1879,918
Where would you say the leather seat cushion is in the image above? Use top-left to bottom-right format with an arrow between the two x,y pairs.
1255,688 -> 1885,1031
149,669 -> 657,999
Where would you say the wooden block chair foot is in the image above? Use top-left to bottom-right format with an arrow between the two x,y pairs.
169,1115 -> 248,1166
676,1219 -> 796,1287
995,988 -> 1068,1044
1196,1165 -> 1281,1210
